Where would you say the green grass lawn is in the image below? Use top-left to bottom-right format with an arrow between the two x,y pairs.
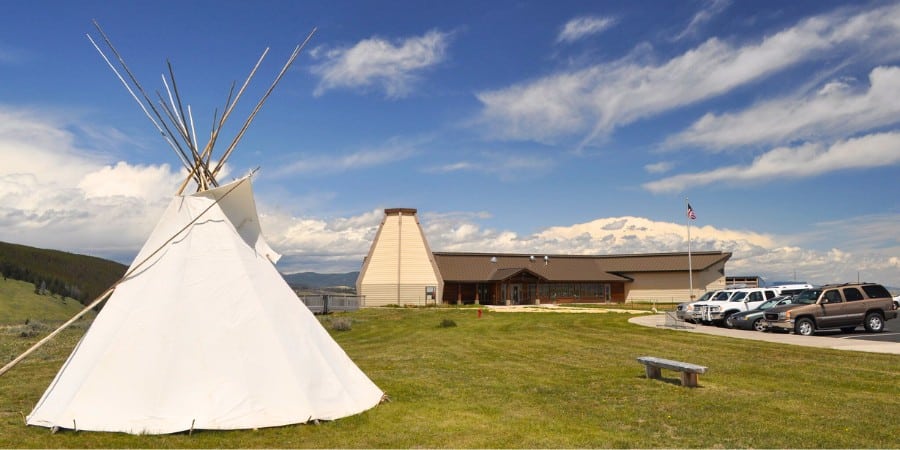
1,307 -> 897,448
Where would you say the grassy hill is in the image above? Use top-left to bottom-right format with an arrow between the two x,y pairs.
0,241 -> 126,305
0,277 -> 94,324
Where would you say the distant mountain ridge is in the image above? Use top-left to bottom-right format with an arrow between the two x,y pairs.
0,240 -> 359,298
282,271 -> 359,289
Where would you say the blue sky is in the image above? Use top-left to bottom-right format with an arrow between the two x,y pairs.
1,0 -> 899,288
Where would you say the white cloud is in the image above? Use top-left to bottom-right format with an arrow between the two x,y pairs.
666,66 -> 900,150
270,138 -> 420,177
4,105 -> 895,289
674,0 -> 731,41
643,131 -> 900,193
78,162 -> 182,200
557,16 -> 616,43
0,105 -> 183,260
311,30 -> 450,98
429,161 -> 474,173
262,209 -> 385,273
414,213 -> 900,287
234,206 -> 900,289
422,214 -> 900,286
425,153 -> 554,181
644,161 -> 674,174
0,107 -> 105,186
475,3 -> 900,146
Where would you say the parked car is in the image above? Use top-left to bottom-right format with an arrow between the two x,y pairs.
699,288 -> 780,327
894,295 -> 900,309
729,295 -> 795,331
675,291 -> 717,322
765,283 -> 898,336
691,289 -> 739,324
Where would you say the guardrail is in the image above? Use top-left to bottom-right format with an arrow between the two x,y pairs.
299,295 -> 363,314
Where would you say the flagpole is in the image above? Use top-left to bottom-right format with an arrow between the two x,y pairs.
686,198 -> 693,300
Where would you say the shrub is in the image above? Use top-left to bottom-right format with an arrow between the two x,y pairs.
331,317 -> 352,331
439,318 -> 457,328
17,320 -> 50,338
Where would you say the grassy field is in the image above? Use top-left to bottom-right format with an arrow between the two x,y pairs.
0,278 -> 94,324
0,307 -> 897,448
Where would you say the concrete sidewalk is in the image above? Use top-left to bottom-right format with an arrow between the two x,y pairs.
629,313 -> 900,355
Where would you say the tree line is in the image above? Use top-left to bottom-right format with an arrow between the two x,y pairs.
2,261 -> 87,302
0,241 -> 127,306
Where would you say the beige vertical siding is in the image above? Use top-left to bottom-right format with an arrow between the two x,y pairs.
623,261 -> 728,303
358,212 -> 441,306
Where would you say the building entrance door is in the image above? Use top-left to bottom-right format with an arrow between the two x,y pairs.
509,284 -> 536,304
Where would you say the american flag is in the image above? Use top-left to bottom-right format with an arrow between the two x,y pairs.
687,203 -> 696,220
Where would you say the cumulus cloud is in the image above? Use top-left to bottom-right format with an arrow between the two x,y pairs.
412,213 -> 898,286
475,3 -> 900,146
262,208 -> 385,273
557,16 -> 616,43
0,105 -> 183,260
5,105 -> 895,289
426,213 -> 900,286
666,66 -> 900,150
643,131 -> 900,193
240,206 -> 900,289
311,30 -> 450,98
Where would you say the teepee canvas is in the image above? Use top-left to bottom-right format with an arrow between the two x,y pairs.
27,177 -> 384,434
20,22 -> 383,434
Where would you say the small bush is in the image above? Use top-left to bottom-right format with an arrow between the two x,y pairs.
17,320 -> 50,338
439,318 -> 457,328
331,317 -> 352,331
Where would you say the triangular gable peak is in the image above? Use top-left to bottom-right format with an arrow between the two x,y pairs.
488,267 -> 548,282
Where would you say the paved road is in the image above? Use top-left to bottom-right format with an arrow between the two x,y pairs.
629,313 -> 900,355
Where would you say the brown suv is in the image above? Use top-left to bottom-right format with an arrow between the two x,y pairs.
764,283 -> 898,336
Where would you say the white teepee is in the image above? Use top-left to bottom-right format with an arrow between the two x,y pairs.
27,177 -> 384,434
20,22 -> 383,434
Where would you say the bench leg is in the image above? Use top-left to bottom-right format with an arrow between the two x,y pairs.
644,366 -> 661,379
680,372 -> 699,387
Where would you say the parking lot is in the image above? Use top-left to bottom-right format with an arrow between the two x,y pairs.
814,326 -> 900,343
629,313 -> 900,355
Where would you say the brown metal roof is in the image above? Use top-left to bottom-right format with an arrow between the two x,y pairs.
432,251 -> 731,283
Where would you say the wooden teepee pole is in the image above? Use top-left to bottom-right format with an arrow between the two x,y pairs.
0,286 -> 116,378
211,27 -> 317,179
175,48 -> 270,195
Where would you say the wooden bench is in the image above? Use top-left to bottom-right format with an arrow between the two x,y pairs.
637,356 -> 708,387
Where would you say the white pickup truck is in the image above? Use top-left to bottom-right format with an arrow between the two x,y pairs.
699,288 -> 781,327
687,289 -> 738,323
